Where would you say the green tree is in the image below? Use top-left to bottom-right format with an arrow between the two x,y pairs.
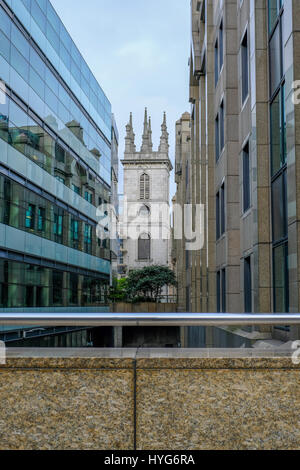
126,266 -> 176,303
109,277 -> 129,302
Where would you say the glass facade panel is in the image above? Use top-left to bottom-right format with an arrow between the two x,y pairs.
0,1 -> 112,186
269,24 -> 281,96
272,172 -> 287,242
270,92 -> 281,175
243,143 -> 250,212
0,173 -> 110,259
244,257 -> 252,313
268,0 -> 279,33
241,30 -> 249,103
273,244 -> 288,312
0,0 -> 112,327
0,259 -> 109,308
269,1 -> 288,313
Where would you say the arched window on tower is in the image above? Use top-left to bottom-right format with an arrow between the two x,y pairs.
138,233 -> 151,260
140,173 -> 150,200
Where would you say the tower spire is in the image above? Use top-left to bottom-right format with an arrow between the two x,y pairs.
159,111 -> 169,154
148,116 -> 153,151
141,107 -> 150,153
125,112 -> 136,153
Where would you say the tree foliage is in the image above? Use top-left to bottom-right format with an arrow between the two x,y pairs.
126,265 -> 177,303
109,277 -> 129,302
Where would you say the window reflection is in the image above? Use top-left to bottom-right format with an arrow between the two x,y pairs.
0,259 -> 109,308
0,173 -> 110,260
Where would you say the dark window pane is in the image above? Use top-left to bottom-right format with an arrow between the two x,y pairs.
69,273 -> 78,305
272,172 -> 287,242
215,41 -> 218,86
241,30 -> 249,103
52,270 -> 63,306
268,0 -> 279,32
37,207 -> 45,232
244,256 -> 252,312
219,22 -> 223,71
220,102 -> 224,151
273,243 -> 288,312
221,268 -> 226,312
282,84 -> 287,164
25,285 -> 34,307
71,218 -> 79,249
269,24 -> 281,96
220,183 -> 225,235
270,91 -> 281,175
84,223 -> 92,254
215,116 -> 219,161
53,211 -> 63,243
55,142 -> 65,163
216,191 -> 220,239
138,234 -> 151,260
25,204 -> 35,229
243,143 -> 250,212
217,271 -> 221,313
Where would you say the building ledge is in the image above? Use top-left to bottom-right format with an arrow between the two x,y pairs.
2,347 -> 298,370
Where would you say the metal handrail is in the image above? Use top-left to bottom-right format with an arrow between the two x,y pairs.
0,312 -> 299,327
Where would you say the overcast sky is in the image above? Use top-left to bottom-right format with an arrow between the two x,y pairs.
51,0 -> 190,197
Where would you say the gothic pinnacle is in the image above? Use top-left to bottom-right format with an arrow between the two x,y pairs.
125,112 -> 136,153
159,111 -> 169,154
141,107 -> 150,153
148,116 -> 153,150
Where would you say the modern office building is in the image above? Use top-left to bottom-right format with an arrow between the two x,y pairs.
173,0 -> 300,346
110,113 -> 120,280
0,0 -> 115,345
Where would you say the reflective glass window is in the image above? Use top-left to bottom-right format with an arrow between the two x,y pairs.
25,203 -> 35,229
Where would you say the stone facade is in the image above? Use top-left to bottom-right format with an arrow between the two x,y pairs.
173,112 -> 192,312
172,0 -> 300,346
0,349 -> 299,450
120,109 -> 173,276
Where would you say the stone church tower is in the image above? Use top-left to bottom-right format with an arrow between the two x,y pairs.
120,109 -> 173,276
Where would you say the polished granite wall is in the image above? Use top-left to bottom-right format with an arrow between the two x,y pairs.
0,349 -> 299,450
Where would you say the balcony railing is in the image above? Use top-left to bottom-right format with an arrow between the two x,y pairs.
0,312 -> 299,327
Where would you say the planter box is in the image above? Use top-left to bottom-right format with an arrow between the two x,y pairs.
110,302 -> 177,313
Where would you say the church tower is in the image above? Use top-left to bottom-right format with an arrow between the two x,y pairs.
120,109 -> 173,276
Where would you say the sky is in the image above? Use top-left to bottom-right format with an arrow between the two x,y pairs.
51,0 -> 191,198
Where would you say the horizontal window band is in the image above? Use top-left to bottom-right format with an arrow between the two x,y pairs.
0,248 -> 110,280
0,164 -> 97,227
2,84 -> 111,192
